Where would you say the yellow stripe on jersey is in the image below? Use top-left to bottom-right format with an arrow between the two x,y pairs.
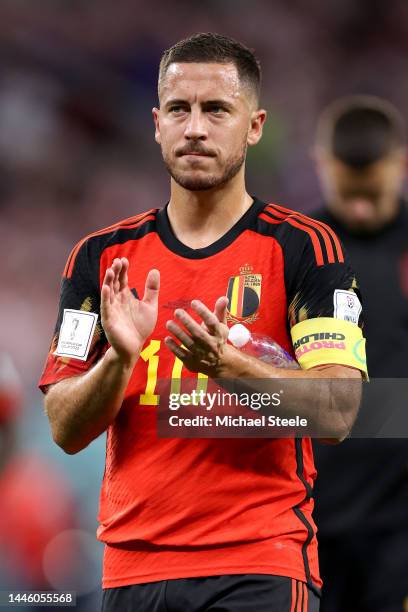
230,277 -> 240,316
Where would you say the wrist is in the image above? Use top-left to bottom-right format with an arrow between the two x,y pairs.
216,343 -> 283,379
215,343 -> 244,377
104,346 -> 139,371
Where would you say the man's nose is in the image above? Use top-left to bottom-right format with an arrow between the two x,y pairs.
184,109 -> 207,140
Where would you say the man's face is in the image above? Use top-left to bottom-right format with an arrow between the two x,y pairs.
315,152 -> 406,234
153,62 -> 265,191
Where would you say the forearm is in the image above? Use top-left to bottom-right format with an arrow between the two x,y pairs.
45,347 -> 137,454
217,344 -> 362,439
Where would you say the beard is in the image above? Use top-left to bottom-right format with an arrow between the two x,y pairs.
162,141 -> 247,191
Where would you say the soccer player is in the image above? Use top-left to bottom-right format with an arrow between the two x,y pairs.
312,96 -> 408,611
39,34 -> 367,612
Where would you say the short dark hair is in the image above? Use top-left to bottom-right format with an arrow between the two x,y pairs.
158,32 -> 261,103
316,95 -> 406,168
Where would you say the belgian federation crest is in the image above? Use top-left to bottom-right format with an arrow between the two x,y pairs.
226,264 -> 262,324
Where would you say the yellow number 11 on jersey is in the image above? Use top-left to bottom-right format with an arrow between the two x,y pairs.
139,339 -> 208,406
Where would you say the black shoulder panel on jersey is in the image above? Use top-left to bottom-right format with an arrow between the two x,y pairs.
256,203 -> 344,267
64,209 -> 158,280
52,210 -> 158,362
255,202 -> 363,329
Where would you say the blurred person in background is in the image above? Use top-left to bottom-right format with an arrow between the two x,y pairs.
0,353 -> 21,473
38,32 -> 368,612
312,96 -> 408,612
0,352 -> 97,611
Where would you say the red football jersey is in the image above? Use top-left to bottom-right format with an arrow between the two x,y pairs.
39,199 -> 364,593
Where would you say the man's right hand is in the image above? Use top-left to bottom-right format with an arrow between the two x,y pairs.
101,258 -> 160,366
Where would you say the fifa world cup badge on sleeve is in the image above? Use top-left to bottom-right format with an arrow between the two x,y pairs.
54,309 -> 98,361
333,289 -> 362,324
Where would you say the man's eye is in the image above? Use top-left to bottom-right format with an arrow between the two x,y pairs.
170,106 -> 186,114
208,106 -> 225,114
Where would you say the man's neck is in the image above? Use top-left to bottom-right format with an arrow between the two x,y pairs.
167,175 -> 253,250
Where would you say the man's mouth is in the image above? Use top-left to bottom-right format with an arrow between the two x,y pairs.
177,148 -> 216,158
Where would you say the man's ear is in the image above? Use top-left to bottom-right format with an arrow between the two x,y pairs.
152,107 -> 161,144
247,109 -> 267,146
311,146 -> 332,173
394,148 -> 408,173
310,145 -> 321,170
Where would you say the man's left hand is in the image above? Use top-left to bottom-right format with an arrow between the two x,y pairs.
165,296 -> 230,376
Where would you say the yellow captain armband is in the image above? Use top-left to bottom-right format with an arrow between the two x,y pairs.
290,317 -> 368,378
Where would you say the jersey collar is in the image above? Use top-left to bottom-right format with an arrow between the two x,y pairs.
156,197 -> 266,259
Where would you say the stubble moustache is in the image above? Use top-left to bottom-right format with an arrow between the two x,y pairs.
162,140 -> 248,191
